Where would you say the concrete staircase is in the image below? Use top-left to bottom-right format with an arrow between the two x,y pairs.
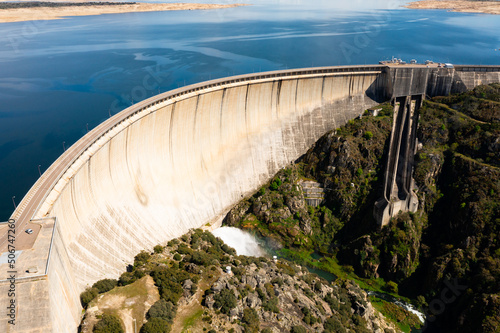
299,180 -> 325,207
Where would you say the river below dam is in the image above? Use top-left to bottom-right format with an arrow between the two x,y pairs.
0,0 -> 499,219
214,226 -> 426,330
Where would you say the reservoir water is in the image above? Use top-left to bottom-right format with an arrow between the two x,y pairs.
0,0 -> 499,220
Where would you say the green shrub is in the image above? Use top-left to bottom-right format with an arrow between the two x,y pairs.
221,243 -> 236,255
177,244 -> 193,255
256,287 -> 266,301
242,308 -> 260,330
270,178 -> 282,190
213,289 -> 237,314
189,251 -> 212,266
147,299 -> 176,323
80,287 -> 98,308
290,325 -> 307,333
140,317 -> 171,333
93,313 -> 124,333
364,131 -> 373,139
271,277 -> 283,287
134,251 -> 151,267
173,253 -> 182,261
385,281 -> 398,294
324,293 -> 339,311
154,245 -> 164,254
118,272 -> 136,286
92,279 -> 117,294
262,297 -> 279,313
167,239 -> 179,247
324,316 -> 346,333
151,267 -> 190,304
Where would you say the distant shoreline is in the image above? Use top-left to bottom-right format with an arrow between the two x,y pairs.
0,1 -> 248,23
405,0 -> 500,15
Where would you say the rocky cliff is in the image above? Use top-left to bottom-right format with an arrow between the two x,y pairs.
79,229 -> 405,332
224,83 -> 500,333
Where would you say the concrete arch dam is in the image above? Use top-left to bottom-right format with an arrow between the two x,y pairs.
1,65 -> 499,332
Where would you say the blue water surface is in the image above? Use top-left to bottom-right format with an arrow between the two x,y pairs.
0,0 -> 499,220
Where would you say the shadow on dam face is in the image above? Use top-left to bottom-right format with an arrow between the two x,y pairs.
1,65 -> 499,332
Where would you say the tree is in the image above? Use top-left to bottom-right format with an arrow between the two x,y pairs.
92,279 -> 117,294
213,289 -> 237,314
118,272 -> 136,286
93,313 -> 124,333
154,245 -> 164,254
290,325 -> 307,333
242,308 -> 260,332
147,299 -> 176,323
80,287 -> 98,308
140,317 -> 171,333
134,251 -> 151,267
324,316 -> 346,333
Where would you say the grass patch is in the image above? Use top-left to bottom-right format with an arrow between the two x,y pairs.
181,308 -> 204,332
369,296 -> 422,333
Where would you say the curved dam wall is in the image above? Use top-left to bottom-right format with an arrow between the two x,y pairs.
2,65 -> 499,332
45,66 -> 387,291
5,66 -> 386,333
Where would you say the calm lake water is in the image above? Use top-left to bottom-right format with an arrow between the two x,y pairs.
0,0 -> 499,220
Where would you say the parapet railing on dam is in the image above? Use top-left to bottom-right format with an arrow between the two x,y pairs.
455,65 -> 500,72
12,65 -> 386,224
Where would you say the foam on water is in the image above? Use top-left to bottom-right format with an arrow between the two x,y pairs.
212,226 -> 267,257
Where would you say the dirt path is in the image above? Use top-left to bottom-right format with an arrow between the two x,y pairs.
170,287 -> 205,333
80,276 -> 160,333
171,271 -> 221,332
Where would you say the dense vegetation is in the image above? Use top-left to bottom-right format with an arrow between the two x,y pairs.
80,228 -> 406,332
224,84 -> 500,332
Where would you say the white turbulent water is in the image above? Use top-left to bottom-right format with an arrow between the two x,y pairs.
395,300 -> 426,323
367,291 -> 426,324
212,227 -> 267,257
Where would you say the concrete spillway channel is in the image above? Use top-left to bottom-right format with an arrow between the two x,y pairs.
0,65 -> 499,332
374,95 -> 421,227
